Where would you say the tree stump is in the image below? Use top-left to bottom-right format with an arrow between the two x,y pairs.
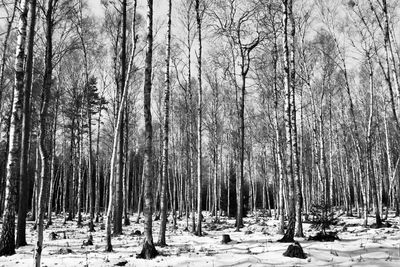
131,230 -> 141,236
49,232 -> 58,240
83,234 -> 93,246
283,241 -> 306,259
221,234 -> 232,244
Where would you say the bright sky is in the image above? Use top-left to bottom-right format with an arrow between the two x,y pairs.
87,0 -> 104,17
86,0 -> 169,19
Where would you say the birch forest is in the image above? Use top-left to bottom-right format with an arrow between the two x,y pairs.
1,0 -> 400,266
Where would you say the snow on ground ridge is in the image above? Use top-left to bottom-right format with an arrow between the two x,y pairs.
0,212 -> 400,266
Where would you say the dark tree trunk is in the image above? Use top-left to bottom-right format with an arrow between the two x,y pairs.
158,0 -> 172,247
137,0 -> 158,259
16,0 -> 36,248
113,0 -> 127,236
195,0 -> 203,237
46,94 -> 59,227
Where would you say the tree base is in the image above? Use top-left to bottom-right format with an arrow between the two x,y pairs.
234,222 -> 244,229
15,240 -> 27,249
278,235 -> 294,243
295,232 -> 304,238
83,235 -> 93,246
137,241 -> 158,259
105,244 -> 113,252
221,234 -> 232,244
195,229 -> 202,237
124,217 -> 130,226
283,241 -> 306,259
0,245 -> 15,257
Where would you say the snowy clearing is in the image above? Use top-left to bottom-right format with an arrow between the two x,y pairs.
1,212 -> 400,266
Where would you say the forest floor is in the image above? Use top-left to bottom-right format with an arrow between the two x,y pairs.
1,211 -> 400,266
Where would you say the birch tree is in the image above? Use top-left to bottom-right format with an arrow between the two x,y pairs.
34,0 -> 57,265
137,0 -> 158,259
0,0 -> 28,256
104,0 -> 138,252
158,0 -> 172,246
278,0 -> 296,243
195,0 -> 203,237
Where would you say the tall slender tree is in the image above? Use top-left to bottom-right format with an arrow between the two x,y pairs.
34,0 -> 56,265
289,0 -> 303,237
195,0 -> 203,237
137,0 -> 158,259
158,0 -> 172,246
0,0 -> 29,256
114,0 -> 127,235
16,0 -> 37,248
105,0 -> 138,251
279,0 -> 296,243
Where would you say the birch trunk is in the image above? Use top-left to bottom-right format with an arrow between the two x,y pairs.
137,0 -> 158,259
366,54 -> 382,227
279,0 -> 295,243
0,0 -> 28,256
195,0 -> 203,237
105,3 -> 138,250
0,0 -> 17,117
158,0 -> 172,246
34,0 -> 54,264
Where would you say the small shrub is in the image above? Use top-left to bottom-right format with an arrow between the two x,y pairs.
309,201 -> 339,235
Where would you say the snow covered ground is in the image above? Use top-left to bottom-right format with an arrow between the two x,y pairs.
1,212 -> 400,266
